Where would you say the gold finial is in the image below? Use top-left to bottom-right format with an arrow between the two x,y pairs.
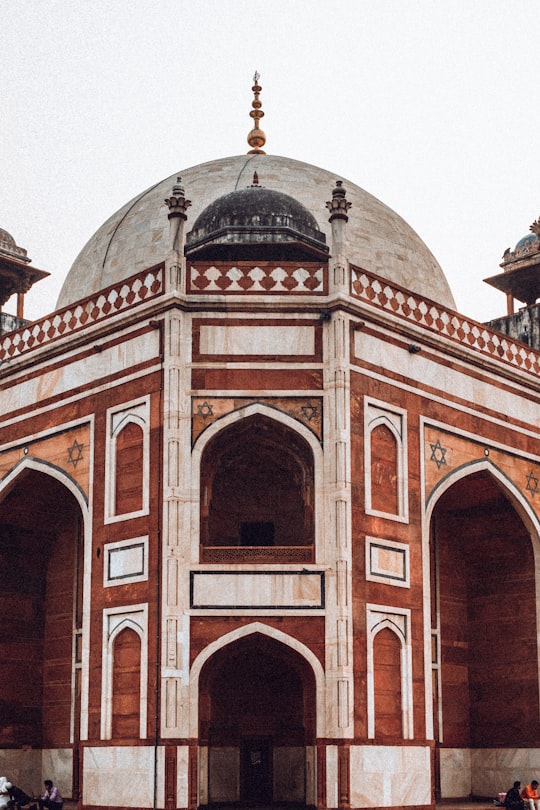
247,71 -> 266,155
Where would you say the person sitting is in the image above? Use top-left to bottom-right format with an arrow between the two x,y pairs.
37,782 -> 62,810
6,783 -> 33,810
521,780 -> 540,810
505,781 -> 526,810
0,779 -> 11,810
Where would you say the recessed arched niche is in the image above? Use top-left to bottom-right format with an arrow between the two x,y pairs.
199,414 -> 315,563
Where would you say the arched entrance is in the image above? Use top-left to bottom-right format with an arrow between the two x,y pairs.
430,468 -> 540,798
199,632 -> 316,807
199,413 -> 315,564
0,464 -> 84,795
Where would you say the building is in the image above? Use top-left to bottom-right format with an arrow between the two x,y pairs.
1,78 -> 540,810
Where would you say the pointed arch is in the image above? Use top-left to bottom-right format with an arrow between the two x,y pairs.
105,397 -> 150,523
0,455 -> 89,511
424,459 -> 540,788
426,458 -> 540,544
191,403 -> 324,564
101,604 -> 148,740
192,402 -> 322,470
0,455 -> 91,743
364,398 -> 408,522
189,621 -> 326,737
111,626 -> 142,739
366,605 -> 413,740
111,411 -> 147,438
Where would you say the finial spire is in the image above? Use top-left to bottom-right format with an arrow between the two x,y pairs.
326,181 -> 352,223
247,71 -> 266,155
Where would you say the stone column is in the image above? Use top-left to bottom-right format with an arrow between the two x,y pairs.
161,181 -> 193,776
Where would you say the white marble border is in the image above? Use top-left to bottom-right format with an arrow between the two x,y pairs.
365,535 -> 410,588
104,395 -> 150,523
364,396 -> 408,523
100,602 -> 148,740
104,535 -> 149,587
366,603 -> 413,740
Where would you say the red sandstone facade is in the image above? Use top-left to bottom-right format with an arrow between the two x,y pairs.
1,159 -> 540,810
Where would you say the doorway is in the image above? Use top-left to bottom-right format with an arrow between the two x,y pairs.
241,737 -> 272,802
199,632 -> 316,806
430,469 -> 539,797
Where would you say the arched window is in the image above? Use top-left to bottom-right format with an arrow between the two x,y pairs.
101,605 -> 148,740
373,626 -> 402,739
115,421 -> 144,515
364,399 -> 408,522
366,606 -> 412,740
370,423 -> 399,514
105,399 -> 150,523
199,414 -> 315,563
112,627 -> 141,739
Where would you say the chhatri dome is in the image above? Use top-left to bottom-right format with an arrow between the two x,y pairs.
57,76 -> 455,309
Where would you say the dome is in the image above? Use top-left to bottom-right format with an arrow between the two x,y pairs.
185,183 -> 328,261
0,227 -> 30,263
58,154 -> 455,309
515,233 -> 539,252
0,229 -> 16,247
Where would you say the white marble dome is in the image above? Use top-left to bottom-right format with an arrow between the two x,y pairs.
57,154 -> 455,308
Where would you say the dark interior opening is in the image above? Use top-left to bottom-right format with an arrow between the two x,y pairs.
240,521 -> 275,546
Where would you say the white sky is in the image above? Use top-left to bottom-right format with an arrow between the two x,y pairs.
2,0 -> 539,323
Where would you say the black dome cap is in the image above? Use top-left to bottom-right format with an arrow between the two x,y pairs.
185,183 -> 328,261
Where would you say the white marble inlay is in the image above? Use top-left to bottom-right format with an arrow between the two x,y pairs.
439,748 -> 472,798
366,536 -> 410,588
199,324 -> 315,356
191,571 -> 323,609
350,745 -> 431,807
104,536 -> 148,586
83,745 -> 156,808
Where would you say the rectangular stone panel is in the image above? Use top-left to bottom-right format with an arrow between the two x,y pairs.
199,324 -> 315,356
365,536 -> 410,588
104,536 -> 148,586
190,571 -> 325,609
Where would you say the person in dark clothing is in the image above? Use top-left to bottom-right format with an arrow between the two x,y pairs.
505,781 -> 526,810
6,783 -> 33,810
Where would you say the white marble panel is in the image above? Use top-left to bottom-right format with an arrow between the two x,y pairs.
2,330 -> 160,419
366,536 -> 410,588
177,746 -> 189,808
439,748 -> 471,798
326,745 -> 338,809
198,746 -> 208,806
104,536 -> 148,586
199,324 -> 315,356
350,745 -> 431,808
41,749 -> 73,798
191,571 -> 323,609
355,330 -> 540,428
83,745 -> 155,808
471,749 -> 540,798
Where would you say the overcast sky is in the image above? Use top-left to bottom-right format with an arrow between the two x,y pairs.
2,0 -> 539,323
